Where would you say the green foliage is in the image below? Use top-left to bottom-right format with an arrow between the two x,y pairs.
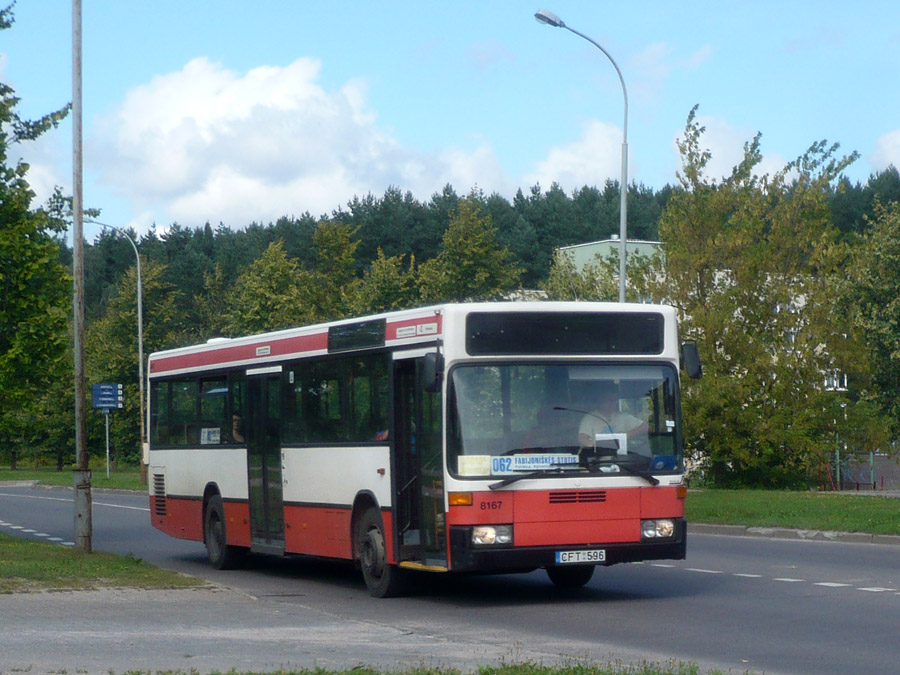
542,249 -> 618,302
640,106 -> 861,488
418,196 -> 522,303
351,248 -> 418,315
843,201 -> 900,429
85,259 -> 183,464
0,11 -> 72,466
225,240 -> 310,334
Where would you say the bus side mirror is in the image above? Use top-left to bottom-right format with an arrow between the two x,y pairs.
681,341 -> 702,380
423,352 -> 444,392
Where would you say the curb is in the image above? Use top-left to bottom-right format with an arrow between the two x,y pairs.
690,522 -> 900,547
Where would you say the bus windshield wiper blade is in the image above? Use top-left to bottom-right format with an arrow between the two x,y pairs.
584,459 -> 660,486
488,464 -> 576,490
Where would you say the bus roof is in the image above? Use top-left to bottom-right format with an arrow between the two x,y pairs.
148,301 -> 676,377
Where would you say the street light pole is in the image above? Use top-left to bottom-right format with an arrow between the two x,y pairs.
535,9 -> 629,303
88,221 -> 146,482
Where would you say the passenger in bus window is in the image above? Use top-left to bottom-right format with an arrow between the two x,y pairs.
577,385 -> 648,452
227,413 -> 245,444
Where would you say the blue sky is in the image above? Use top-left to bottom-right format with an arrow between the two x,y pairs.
3,1 -> 899,241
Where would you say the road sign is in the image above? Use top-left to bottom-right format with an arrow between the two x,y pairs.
91,383 -> 123,410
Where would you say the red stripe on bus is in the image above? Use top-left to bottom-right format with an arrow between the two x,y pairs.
386,314 -> 443,340
149,332 -> 328,374
150,314 -> 442,375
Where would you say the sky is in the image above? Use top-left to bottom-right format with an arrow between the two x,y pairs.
2,1 -> 899,242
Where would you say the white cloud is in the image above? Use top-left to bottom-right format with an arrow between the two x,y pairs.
11,134 -> 69,208
872,129 -> 900,171
631,42 -> 713,103
524,120 -> 624,192
88,57 -> 514,228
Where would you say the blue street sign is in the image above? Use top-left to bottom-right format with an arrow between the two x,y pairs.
91,383 -> 124,410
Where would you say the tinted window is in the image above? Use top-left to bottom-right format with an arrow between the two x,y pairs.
149,375 -> 244,448
466,312 -> 664,355
284,353 -> 389,444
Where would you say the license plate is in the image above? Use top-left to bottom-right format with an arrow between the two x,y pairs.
555,549 -> 605,564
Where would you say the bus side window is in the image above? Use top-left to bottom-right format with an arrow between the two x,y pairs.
150,380 -> 170,446
171,380 -> 199,446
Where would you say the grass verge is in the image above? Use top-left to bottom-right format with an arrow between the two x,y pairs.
686,489 -> 900,535
0,465 -> 144,491
0,532 -> 204,594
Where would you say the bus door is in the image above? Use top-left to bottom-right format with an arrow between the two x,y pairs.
246,366 -> 284,555
394,353 -> 445,566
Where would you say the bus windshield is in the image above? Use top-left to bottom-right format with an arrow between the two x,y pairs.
448,363 -> 682,479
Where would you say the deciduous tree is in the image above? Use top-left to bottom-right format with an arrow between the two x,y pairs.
418,196 -> 522,303
638,106 -> 860,487
0,5 -> 71,466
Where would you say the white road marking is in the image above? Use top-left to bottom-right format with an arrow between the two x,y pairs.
0,492 -> 150,512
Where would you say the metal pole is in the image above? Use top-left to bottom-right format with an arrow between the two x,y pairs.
105,409 -> 110,479
90,221 -> 146,482
72,0 -> 92,552
561,23 -> 629,303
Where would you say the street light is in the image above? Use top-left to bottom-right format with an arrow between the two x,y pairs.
535,9 -> 629,303
88,220 -> 146,481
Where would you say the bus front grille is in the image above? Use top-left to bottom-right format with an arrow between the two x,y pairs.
549,490 -> 607,504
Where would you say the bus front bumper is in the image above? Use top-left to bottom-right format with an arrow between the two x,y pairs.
447,519 -> 687,573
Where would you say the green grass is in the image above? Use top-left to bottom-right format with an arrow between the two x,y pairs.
0,532 -> 204,594
686,489 -> 900,535
0,465 -> 145,491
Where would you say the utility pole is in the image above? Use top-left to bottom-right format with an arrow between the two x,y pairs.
72,0 -> 92,552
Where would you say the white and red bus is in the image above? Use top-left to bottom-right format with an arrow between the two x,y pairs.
148,301 -> 700,596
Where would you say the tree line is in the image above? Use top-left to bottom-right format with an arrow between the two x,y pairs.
4,6 -> 900,486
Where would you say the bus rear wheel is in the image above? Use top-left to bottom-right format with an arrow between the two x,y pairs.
356,507 -> 407,598
204,495 -> 243,570
546,564 -> 595,588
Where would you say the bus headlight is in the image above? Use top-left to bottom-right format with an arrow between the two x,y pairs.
472,525 -> 513,546
642,519 -> 675,540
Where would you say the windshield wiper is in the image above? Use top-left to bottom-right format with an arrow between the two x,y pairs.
583,458 -> 660,486
488,465 -> 577,490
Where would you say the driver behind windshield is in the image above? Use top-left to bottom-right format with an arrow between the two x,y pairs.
577,384 -> 648,453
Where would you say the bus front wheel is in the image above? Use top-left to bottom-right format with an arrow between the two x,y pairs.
356,507 -> 407,598
204,495 -> 243,570
546,564 -> 595,588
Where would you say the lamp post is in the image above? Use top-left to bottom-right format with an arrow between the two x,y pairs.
535,9 -> 629,303
89,221 -> 146,481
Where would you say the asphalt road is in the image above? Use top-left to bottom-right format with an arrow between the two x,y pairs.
2,482 -> 900,674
